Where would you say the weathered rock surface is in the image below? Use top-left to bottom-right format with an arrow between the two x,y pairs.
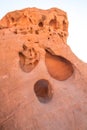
0,7 -> 87,130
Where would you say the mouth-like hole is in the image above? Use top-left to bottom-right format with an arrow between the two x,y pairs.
34,79 -> 53,103
45,50 -> 74,81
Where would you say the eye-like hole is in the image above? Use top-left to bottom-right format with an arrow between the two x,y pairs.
34,79 -> 53,103
45,50 -> 74,81
19,45 -> 40,73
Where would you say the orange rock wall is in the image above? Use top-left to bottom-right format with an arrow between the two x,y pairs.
0,8 -> 87,130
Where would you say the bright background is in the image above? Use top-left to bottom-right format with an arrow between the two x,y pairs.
0,0 -> 87,62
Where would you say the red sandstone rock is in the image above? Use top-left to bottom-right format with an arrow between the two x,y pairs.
0,7 -> 87,130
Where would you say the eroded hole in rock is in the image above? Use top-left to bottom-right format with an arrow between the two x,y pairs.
63,20 -> 67,31
11,17 -> 15,22
29,18 -> 32,23
45,50 -> 74,81
49,17 -> 57,29
19,44 -> 40,72
38,22 -> 43,27
35,30 -> 39,34
48,29 -> 51,32
34,79 -> 53,103
13,29 -> 17,34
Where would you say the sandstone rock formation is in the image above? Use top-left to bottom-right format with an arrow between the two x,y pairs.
0,7 -> 87,130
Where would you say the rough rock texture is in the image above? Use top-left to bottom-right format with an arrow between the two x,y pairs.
0,7 -> 87,130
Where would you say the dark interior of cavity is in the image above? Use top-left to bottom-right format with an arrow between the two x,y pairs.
38,22 -> 43,27
45,49 -> 74,81
34,79 -> 53,103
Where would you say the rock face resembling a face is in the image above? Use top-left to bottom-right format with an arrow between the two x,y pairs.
0,7 -> 87,130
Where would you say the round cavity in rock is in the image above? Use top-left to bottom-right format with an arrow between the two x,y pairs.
34,79 -> 53,103
38,22 -> 43,27
45,50 -> 74,81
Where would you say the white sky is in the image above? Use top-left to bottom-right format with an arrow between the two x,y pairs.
0,0 -> 87,62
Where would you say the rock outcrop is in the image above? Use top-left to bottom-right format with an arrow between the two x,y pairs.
0,7 -> 87,130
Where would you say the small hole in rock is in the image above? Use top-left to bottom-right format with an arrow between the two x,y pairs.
35,30 -> 39,34
63,20 -> 67,31
38,22 -> 43,27
28,39 -> 30,42
11,17 -> 15,22
23,44 -> 27,51
34,79 -> 53,103
29,18 -> 32,23
49,29 -> 51,32
34,41 -> 39,43
13,29 -> 17,34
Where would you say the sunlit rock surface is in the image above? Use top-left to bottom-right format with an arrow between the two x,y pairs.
0,7 -> 87,130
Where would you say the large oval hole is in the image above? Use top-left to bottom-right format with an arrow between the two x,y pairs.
45,50 -> 74,81
34,79 -> 53,103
